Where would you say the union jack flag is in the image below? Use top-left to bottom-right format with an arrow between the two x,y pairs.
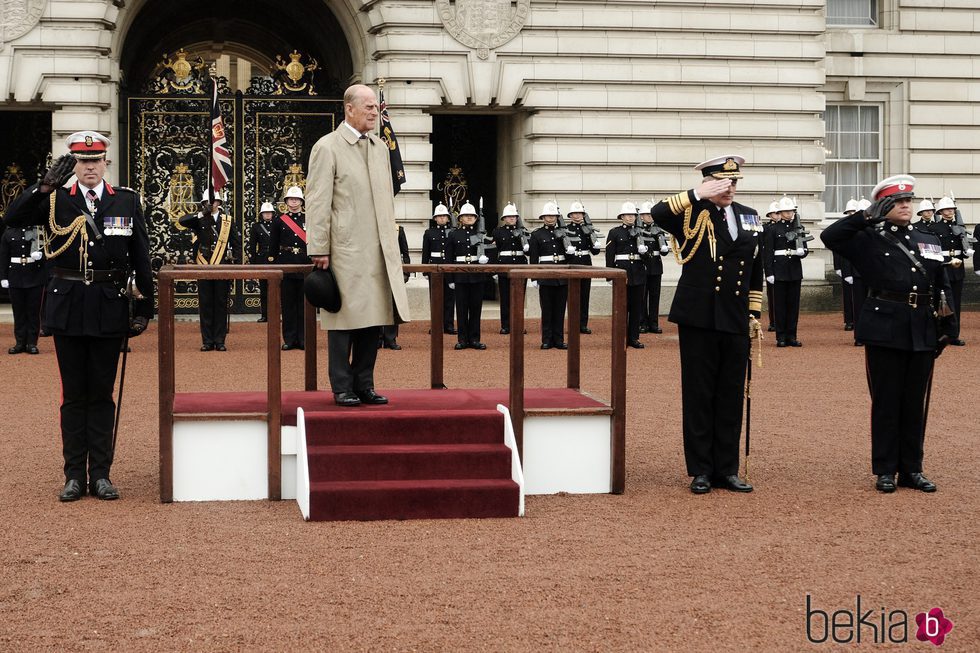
208,78 -> 233,196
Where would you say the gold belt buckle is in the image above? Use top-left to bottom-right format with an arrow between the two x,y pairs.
20,257 -> 28,264
908,292 -> 918,308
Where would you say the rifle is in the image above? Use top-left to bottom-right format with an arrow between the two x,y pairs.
471,196 -> 489,259
448,198 -> 458,228
786,208 -> 814,252
580,209 -> 601,248
553,200 -> 574,253
949,190 -> 977,254
515,206 -> 531,251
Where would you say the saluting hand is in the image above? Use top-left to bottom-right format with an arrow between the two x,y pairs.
39,154 -> 76,194
695,177 -> 733,202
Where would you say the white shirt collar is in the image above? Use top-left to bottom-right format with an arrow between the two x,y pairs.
343,121 -> 365,139
78,180 -> 105,199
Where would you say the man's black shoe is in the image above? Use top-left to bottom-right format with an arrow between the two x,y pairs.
471,342 -> 487,350
27,345 -> 39,355
499,328 -> 510,335
776,340 -> 787,348
356,389 -> 388,405
201,344 -> 214,351
854,341 -> 864,347
215,344 -> 227,352
385,342 -> 402,350
580,327 -> 592,334
540,343 -> 552,350
716,475 -> 753,492
334,392 -> 361,407
950,339 -> 966,346
59,479 -> 83,502
844,322 -> 854,331
650,326 -> 662,334
628,340 -> 645,349
767,325 -> 776,332
454,343 -> 467,350
690,475 -> 711,494
257,316 -> 268,323
39,330 -> 51,337
638,325 -> 649,333
91,478 -> 119,500
8,344 -> 25,354
788,340 -> 803,347
875,473 -> 896,493
553,342 -> 568,350
898,472 -> 936,492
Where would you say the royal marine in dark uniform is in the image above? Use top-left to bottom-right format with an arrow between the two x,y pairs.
528,202 -> 570,349
421,203 -> 456,334
764,195 -> 809,347
821,175 -> 956,493
3,131 -> 153,502
930,196 -> 969,346
564,202 -> 601,334
446,202 -> 490,349
269,185 -> 310,350
1,225 -> 46,354
248,201 -> 275,322
913,198 -> 936,236
832,198 -> 860,331
178,189 -> 241,351
762,201 -> 778,331
638,200 -> 671,334
490,203 -> 529,334
649,154 -> 763,494
605,201 -> 647,348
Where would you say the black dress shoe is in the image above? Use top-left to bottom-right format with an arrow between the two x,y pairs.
950,339 -> 966,346
59,479 -> 83,502
471,342 -> 487,350
8,344 -> 25,354
844,323 -> 854,331
650,326 -> 663,334
201,344 -> 214,352
257,316 -> 268,323
454,343 -> 467,350
898,472 -> 937,492
638,325 -> 649,333
39,330 -> 51,337
281,343 -> 294,351
27,345 -> 39,355
444,328 -> 457,335
875,473 -> 896,493
215,344 -> 227,352
854,341 -> 864,347
716,475 -> 753,492
628,340 -> 645,349
499,328 -> 510,335
553,342 -> 568,350
356,389 -> 388,405
690,475 -> 711,494
334,392 -> 361,407
788,340 -> 803,347
767,325 -> 776,332
386,342 -> 402,350
776,340 -> 787,348
580,327 -> 592,334
91,478 -> 119,500
540,343 -> 552,350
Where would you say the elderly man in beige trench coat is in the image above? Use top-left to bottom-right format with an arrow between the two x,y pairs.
306,84 -> 411,407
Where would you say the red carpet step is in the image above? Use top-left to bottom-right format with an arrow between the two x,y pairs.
303,407 -> 519,521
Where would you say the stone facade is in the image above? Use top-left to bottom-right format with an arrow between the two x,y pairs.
1,0 -> 976,312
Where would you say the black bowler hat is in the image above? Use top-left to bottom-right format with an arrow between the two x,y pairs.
304,268 -> 341,313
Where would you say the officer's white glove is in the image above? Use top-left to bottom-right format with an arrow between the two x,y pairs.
522,243 -> 530,252
766,275 -> 775,284
975,270 -> 980,276
31,251 -> 43,261
660,245 -> 670,254
835,269 -> 842,277
844,276 -> 854,284
637,244 -> 649,254
796,248 -> 805,256
448,283 -> 455,290
477,255 -> 489,265
967,248 -> 975,256
530,280 -> 539,288
566,246 -> 577,255
0,280 -> 8,289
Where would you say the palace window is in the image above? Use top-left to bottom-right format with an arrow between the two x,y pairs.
827,0 -> 878,27
823,105 -> 881,213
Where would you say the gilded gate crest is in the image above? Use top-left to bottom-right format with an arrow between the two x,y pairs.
436,0 -> 530,60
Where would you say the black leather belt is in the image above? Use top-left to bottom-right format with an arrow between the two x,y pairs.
51,268 -> 125,284
870,289 -> 931,308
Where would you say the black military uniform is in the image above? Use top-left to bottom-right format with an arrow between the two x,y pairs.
269,208 -> 310,349
3,131 -> 153,501
565,219 -> 601,333
762,214 -> 777,331
605,215 -> 647,348
821,175 -> 955,493
446,219 -> 490,349
421,216 -> 456,334
931,216 -> 966,344
380,226 -> 410,349
0,226 -> 46,353
650,155 -> 763,494
490,218 -> 528,334
528,217 -> 569,349
763,218 -> 808,347
639,215 -> 670,334
832,248 -> 855,329
248,211 -> 274,321
179,202 -> 241,351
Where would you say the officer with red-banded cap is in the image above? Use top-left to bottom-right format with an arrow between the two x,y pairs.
822,174 -> 957,493
2,130 -> 154,502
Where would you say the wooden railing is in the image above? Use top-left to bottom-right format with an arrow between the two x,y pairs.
405,264 -> 628,494
156,264 -> 316,502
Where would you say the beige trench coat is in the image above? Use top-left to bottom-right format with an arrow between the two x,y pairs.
306,125 -> 410,329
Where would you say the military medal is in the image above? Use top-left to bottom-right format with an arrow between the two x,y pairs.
103,216 -> 133,236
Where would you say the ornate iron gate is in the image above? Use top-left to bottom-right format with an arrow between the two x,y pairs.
122,59 -> 343,313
